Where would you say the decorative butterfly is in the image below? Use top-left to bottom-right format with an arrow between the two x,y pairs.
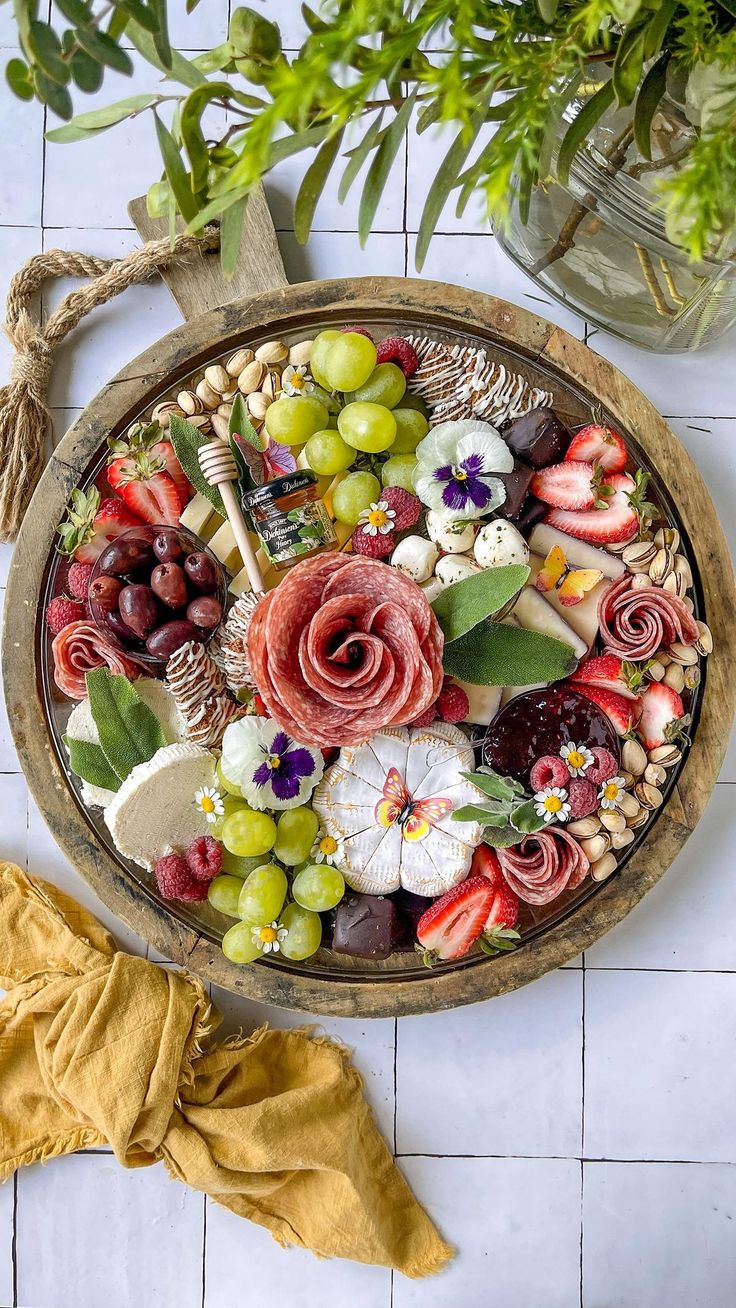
374,767 -> 454,843
231,430 -> 297,488
535,545 -> 603,608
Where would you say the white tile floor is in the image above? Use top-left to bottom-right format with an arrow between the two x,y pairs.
1,6 -> 736,1304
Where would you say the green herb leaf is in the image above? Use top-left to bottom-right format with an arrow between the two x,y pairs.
416,109 -> 486,271
169,414 -> 225,515
431,564 -> 529,643
34,68 -> 73,119
294,127 -> 344,244
557,80 -> 615,186
633,53 -> 669,161
29,21 -> 69,84
85,669 -> 167,782
220,193 -> 248,278
442,620 -> 577,687
452,803 -> 512,825
70,48 -> 104,93
148,0 -> 172,69
63,735 -> 121,792
338,111 -> 384,202
154,112 -> 198,223
479,926 -> 521,956
56,0 -> 94,24
126,18 -> 205,88
75,27 -> 134,75
47,92 -> 158,143
478,824 -> 528,849
510,799 -> 546,834
613,22 -> 648,109
359,89 -> 417,246
460,768 -> 522,801
5,57 -> 34,101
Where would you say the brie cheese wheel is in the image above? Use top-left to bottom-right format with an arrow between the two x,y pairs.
312,723 -> 485,897
105,743 -> 217,868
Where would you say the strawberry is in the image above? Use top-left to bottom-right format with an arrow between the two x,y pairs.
150,437 -> 192,506
471,843 -> 504,886
546,472 -> 638,544
56,487 -> 144,563
107,420 -> 190,527
482,882 -> 521,954
531,460 -> 598,510
569,653 -> 642,701
573,681 -> 641,736
638,682 -> 689,751
416,875 -> 494,962
566,423 -> 627,473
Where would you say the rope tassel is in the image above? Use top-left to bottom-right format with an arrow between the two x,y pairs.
0,231 -> 219,543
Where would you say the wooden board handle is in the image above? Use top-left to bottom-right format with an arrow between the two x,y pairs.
128,184 -> 288,322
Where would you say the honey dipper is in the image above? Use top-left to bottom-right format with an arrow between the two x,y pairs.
198,440 -> 265,596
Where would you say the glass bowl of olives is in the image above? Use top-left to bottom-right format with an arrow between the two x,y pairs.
87,524 -> 228,667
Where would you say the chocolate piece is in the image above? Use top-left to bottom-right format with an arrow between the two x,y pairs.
515,495 -> 547,536
496,459 -> 535,520
393,887 -> 433,947
501,408 -> 571,469
332,894 -> 401,960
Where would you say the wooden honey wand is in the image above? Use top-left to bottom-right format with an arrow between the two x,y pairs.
198,440 -> 265,596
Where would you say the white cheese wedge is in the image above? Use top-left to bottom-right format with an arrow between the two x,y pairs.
527,553 -> 605,648
528,522 -> 625,580
65,679 -> 186,809
208,520 -> 243,571
512,586 -> 589,662
453,678 -> 502,726
105,743 -> 217,868
500,682 -> 547,706
179,492 -> 223,542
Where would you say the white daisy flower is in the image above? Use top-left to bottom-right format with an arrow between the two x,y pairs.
598,776 -> 627,810
250,922 -> 289,955
194,786 -> 225,824
533,786 -> 571,824
311,830 -> 344,865
560,742 -> 594,776
281,364 -> 314,396
357,501 -> 396,536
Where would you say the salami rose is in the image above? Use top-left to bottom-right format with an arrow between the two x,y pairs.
52,621 -> 143,699
247,554 -> 444,747
497,828 -> 590,905
598,575 -> 699,662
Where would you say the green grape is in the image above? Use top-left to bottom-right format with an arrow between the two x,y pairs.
391,407 -> 429,454
381,454 -> 418,492
265,395 -> 329,446
210,793 -> 246,839
292,863 -> 345,912
338,402 -> 397,453
208,874 -> 245,917
220,848 -> 263,879
400,391 -> 428,416
273,806 -> 320,866
221,919 -> 262,964
222,807 -> 277,858
238,862 -> 288,925
331,470 -> 381,526
216,758 -> 242,797
310,329 -> 341,388
278,902 -> 323,961
320,331 -> 377,392
347,362 -> 406,409
304,428 -> 355,476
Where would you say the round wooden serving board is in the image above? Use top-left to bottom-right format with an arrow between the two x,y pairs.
4,268 -> 735,1016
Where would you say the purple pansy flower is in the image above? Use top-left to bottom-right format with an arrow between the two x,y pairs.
414,419 -> 513,520
220,718 -> 324,810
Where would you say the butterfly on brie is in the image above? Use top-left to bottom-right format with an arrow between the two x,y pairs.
535,545 -> 603,608
374,767 -> 453,843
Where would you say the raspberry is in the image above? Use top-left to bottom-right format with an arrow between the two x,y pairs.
67,561 -> 93,599
567,777 -> 598,818
437,680 -> 469,724
186,835 -> 222,882
381,486 -> 421,531
341,325 -> 374,341
376,335 -> 418,377
154,853 -> 208,902
45,596 -> 85,636
351,526 -> 396,558
530,754 -> 570,792
410,702 -> 437,728
586,747 -> 618,784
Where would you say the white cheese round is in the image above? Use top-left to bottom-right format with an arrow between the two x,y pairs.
391,534 -> 439,583
474,518 -> 530,569
104,742 -> 217,868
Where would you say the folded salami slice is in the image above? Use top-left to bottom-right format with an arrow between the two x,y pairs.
52,621 -> 143,700
497,828 -> 590,905
598,575 -> 699,661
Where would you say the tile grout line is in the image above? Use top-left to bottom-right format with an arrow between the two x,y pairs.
579,1160 -> 585,1308
200,1194 -> 207,1308
11,1171 -> 17,1308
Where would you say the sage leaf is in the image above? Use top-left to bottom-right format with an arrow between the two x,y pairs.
452,804 -> 511,827
478,824 -> 528,849
460,769 -> 521,801
63,735 -> 121,792
431,564 -> 529,643
442,621 -> 577,686
510,799 -> 546,834
85,669 -> 167,782
169,414 -> 225,515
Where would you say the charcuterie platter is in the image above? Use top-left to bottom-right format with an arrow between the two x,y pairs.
4,273 -> 735,1017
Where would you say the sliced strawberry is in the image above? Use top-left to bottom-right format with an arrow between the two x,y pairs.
573,681 -> 641,736
57,488 -> 144,563
145,470 -> 185,525
569,653 -> 640,701
107,421 -> 188,527
416,875 -> 494,961
638,682 -> 687,751
546,473 -> 638,544
566,423 -> 627,473
531,460 -> 597,511
484,881 -> 519,932
471,844 -> 504,887
151,438 -> 192,506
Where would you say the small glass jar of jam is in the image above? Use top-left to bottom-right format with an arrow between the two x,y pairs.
242,471 -> 337,571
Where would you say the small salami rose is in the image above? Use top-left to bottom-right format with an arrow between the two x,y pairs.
496,828 -> 590,905
52,621 -> 143,700
598,575 -> 699,661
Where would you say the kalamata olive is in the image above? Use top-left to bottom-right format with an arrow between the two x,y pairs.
89,575 -> 123,612
150,561 -> 188,609
97,537 -> 154,577
187,595 -> 223,631
184,551 -> 218,594
153,529 -> 185,563
119,584 -> 159,638
145,620 -> 198,660
103,608 -> 139,645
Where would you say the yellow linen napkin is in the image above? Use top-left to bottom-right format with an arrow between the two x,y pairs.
0,861 -> 452,1276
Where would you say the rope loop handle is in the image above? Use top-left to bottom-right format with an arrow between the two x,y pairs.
0,228 -> 219,543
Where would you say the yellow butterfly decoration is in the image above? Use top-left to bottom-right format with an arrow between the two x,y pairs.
535,545 -> 603,608
374,767 -> 453,843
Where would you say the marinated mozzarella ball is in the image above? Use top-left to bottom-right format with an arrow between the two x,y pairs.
420,575 -> 444,604
474,519 -> 530,569
434,554 -> 482,588
425,510 -> 478,554
391,534 -> 439,584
